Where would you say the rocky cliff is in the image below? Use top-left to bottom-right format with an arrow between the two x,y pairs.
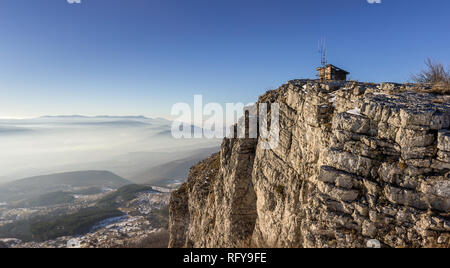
169,80 -> 450,248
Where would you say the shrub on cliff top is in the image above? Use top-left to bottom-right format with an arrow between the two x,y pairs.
411,58 -> 450,95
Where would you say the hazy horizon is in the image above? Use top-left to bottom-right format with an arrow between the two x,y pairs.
0,114 -> 174,121
0,115 -> 220,184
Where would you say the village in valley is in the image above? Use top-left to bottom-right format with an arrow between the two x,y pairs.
0,184 -> 175,248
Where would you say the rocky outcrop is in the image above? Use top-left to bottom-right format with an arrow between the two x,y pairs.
169,80 -> 450,248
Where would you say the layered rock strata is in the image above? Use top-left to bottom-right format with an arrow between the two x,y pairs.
169,80 -> 450,248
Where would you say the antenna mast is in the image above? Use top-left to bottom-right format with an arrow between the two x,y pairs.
318,38 -> 327,67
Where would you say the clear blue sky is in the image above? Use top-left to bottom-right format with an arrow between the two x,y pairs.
0,0 -> 449,118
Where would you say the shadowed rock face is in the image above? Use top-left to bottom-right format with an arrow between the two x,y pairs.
169,80 -> 450,248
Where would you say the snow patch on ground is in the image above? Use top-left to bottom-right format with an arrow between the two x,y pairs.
302,85 -> 307,93
329,94 -> 337,107
90,215 -> 129,233
346,108 -> 361,116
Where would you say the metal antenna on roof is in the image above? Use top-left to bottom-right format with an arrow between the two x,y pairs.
318,38 -> 327,67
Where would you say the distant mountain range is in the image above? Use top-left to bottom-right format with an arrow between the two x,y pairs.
0,170 -> 131,203
0,115 -> 172,125
39,115 -> 157,120
0,115 -> 221,186
72,120 -> 149,127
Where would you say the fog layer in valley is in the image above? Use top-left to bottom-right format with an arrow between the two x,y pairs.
0,116 -> 220,184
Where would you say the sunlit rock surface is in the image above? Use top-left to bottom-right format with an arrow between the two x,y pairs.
169,80 -> 450,248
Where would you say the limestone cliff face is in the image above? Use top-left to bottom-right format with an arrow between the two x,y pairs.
169,80 -> 450,248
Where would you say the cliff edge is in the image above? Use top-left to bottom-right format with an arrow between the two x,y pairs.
169,80 -> 450,248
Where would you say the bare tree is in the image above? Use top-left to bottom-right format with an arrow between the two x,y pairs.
411,58 -> 450,94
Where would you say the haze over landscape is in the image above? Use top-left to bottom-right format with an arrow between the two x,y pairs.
0,114 -> 219,248
0,115 -> 219,184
